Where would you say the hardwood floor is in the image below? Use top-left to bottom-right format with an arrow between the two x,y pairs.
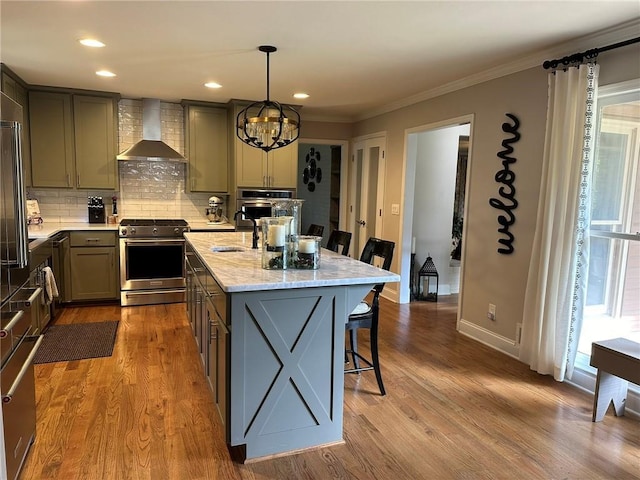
20,297 -> 639,480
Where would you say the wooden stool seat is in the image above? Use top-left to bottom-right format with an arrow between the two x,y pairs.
590,338 -> 640,422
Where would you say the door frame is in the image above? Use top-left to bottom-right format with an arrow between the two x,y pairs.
298,138 -> 350,232
350,133 -> 387,258
400,115 -> 474,314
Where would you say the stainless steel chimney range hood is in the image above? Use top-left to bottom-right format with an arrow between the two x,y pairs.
117,98 -> 186,162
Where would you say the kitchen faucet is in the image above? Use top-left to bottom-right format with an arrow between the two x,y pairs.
233,210 -> 259,249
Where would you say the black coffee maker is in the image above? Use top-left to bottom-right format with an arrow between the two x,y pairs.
88,196 -> 106,223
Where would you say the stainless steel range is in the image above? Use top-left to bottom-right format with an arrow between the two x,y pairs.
119,219 -> 189,306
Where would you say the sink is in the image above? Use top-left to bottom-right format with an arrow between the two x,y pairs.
210,246 -> 245,252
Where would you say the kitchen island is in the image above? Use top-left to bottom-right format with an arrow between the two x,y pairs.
185,232 -> 400,462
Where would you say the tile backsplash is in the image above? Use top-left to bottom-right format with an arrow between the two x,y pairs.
27,99 -> 226,224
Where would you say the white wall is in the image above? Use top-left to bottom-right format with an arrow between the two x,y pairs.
352,40 -> 640,358
412,124 -> 469,296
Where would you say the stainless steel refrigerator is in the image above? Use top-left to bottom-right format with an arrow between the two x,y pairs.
1,92 -> 29,297
1,91 -> 42,480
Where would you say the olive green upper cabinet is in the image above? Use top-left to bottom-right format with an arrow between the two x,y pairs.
184,103 -> 229,193
73,95 -> 117,189
1,68 -> 32,187
1,69 -> 28,108
235,138 -> 298,188
29,91 -> 117,189
29,91 -> 75,188
232,102 -> 298,189
268,143 -> 298,188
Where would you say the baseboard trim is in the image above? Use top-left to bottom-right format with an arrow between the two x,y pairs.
457,318 -> 520,359
382,287 -> 399,304
458,319 -> 640,420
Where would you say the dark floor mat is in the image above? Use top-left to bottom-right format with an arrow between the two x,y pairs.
33,321 -> 119,364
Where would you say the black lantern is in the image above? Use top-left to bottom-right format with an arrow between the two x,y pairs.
418,255 -> 439,302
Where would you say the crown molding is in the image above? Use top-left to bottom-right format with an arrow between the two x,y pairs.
357,18 -> 640,122
300,112 -> 355,123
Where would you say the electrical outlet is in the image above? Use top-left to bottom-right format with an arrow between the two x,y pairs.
391,203 -> 400,215
487,303 -> 496,320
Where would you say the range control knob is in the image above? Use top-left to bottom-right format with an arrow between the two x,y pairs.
152,227 -> 158,235
120,228 -> 127,236
130,227 -> 136,235
174,227 -> 180,234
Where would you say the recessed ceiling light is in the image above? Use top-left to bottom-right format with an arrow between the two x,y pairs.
204,82 -> 222,89
96,70 -> 116,77
293,93 -> 309,99
79,38 -> 105,48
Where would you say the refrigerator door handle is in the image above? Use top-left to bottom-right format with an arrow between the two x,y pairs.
1,119 -> 29,268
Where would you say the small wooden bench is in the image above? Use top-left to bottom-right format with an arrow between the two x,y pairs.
590,338 -> 640,422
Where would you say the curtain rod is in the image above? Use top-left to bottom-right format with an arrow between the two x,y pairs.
542,36 -> 640,70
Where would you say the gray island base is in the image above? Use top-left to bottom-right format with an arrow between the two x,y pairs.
185,232 -> 400,462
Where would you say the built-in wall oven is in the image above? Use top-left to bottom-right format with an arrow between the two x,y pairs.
235,188 -> 295,229
119,219 -> 189,306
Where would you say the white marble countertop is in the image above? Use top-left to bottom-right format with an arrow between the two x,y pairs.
28,222 -> 119,239
185,231 -> 401,293
187,221 -> 235,231
27,220 -> 235,241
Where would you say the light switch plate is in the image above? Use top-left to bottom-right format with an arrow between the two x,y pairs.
391,204 -> 400,215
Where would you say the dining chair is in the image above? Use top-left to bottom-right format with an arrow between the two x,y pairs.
326,230 -> 352,256
345,237 -> 395,396
305,224 -> 325,237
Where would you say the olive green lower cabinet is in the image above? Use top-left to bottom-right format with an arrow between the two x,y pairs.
69,231 -> 119,301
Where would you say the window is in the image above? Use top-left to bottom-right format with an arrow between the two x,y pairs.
576,82 -> 640,370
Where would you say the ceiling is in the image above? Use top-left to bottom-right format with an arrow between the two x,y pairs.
1,1 -> 639,121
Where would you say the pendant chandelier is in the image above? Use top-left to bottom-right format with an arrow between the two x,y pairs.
236,45 -> 300,152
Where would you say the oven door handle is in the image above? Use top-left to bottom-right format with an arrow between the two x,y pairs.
241,201 -> 273,208
2,335 -> 44,404
122,238 -> 185,245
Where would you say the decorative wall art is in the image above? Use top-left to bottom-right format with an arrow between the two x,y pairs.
303,147 -> 322,192
489,113 -> 520,255
451,135 -> 469,264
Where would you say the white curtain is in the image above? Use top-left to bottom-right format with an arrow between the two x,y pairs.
520,63 -> 599,381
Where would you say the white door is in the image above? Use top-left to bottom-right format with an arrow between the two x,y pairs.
350,136 -> 386,260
